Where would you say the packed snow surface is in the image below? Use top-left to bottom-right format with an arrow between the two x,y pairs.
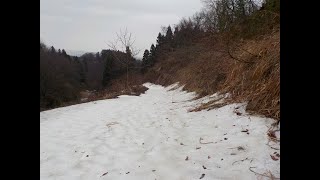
40,83 -> 280,180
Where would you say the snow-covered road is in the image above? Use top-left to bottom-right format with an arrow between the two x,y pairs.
40,83 -> 280,180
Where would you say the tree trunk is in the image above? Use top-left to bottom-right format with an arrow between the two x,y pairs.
126,64 -> 129,90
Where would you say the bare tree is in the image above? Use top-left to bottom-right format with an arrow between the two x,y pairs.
107,28 -> 140,90
200,0 -> 260,32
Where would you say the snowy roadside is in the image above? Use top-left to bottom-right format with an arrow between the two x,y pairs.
40,83 -> 280,180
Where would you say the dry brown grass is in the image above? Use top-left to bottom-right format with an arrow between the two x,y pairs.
145,28 -> 280,121
189,96 -> 227,112
100,71 -> 149,97
221,30 -> 280,120
54,71 -> 150,108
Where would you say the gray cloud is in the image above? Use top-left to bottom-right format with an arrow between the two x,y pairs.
40,0 -> 203,58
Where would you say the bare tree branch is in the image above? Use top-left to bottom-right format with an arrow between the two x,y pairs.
107,28 -> 141,89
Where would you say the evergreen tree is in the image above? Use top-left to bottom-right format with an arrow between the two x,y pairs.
62,49 -> 67,56
50,46 -> 56,54
96,52 -> 100,60
102,54 -> 114,87
40,42 -> 45,49
61,49 -> 71,60
149,44 -> 156,65
156,33 -> 165,47
173,26 -> 180,48
166,25 -> 174,50
74,56 -> 86,84
126,46 -> 132,58
142,49 -> 150,67
173,27 -> 179,36
166,25 -> 173,42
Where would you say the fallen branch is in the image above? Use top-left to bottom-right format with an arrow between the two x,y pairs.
100,172 -> 108,177
267,143 -> 280,150
268,136 -> 280,142
267,127 -> 280,142
106,122 -> 119,127
249,167 -> 280,179
228,147 -> 238,149
228,146 -> 245,151
199,137 -> 214,144
232,157 -> 254,165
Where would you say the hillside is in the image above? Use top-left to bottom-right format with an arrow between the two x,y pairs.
139,0 -> 280,121
144,29 -> 280,120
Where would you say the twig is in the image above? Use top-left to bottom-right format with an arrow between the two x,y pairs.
249,167 -> 280,179
106,122 -> 119,127
234,43 -> 259,57
270,146 -> 280,150
268,136 -> 280,142
228,147 -> 238,149
267,128 -> 280,142
232,157 -> 253,165
228,146 -> 245,151
267,143 -> 280,150
199,137 -> 214,144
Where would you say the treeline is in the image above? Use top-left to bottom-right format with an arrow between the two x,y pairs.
81,49 -> 141,89
40,43 -> 86,110
40,42 -> 140,111
142,0 -> 279,68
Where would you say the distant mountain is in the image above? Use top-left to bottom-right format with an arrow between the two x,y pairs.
66,50 -> 90,57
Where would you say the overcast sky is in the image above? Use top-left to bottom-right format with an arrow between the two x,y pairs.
40,0 -> 203,58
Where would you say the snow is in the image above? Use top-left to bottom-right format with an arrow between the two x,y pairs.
40,83 -> 280,180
